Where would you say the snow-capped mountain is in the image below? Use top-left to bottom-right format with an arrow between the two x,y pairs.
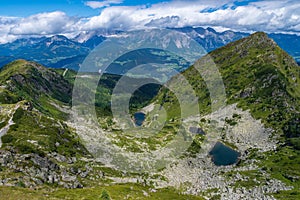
170,27 -> 249,52
0,27 -> 299,70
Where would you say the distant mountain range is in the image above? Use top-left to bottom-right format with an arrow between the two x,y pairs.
0,27 -> 299,71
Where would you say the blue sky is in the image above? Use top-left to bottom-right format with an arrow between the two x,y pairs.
0,0 -> 299,43
0,0 -> 170,17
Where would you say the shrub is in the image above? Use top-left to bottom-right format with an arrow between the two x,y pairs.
12,108 -> 24,123
15,143 -> 35,154
0,121 -> 6,129
16,181 -> 26,188
100,189 -> 111,200
1,134 -> 15,143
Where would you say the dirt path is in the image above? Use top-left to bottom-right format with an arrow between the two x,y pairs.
0,104 -> 20,147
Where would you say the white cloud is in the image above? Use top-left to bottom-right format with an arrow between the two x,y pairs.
1,0 -> 300,43
80,6 -> 149,30
9,11 -> 77,35
82,0 -> 300,33
0,11 -> 82,43
0,17 -> 20,43
85,0 -> 123,9
78,0 -> 300,34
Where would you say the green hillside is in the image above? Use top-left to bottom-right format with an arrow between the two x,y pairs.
155,32 -> 300,146
152,32 -> 300,199
1,32 -> 300,199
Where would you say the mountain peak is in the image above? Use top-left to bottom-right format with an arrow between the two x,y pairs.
0,59 -> 50,79
210,31 -> 287,66
49,35 -> 68,41
222,31 -> 276,51
248,31 -> 276,46
156,30 -> 300,147
0,59 -> 36,78
0,60 -> 72,104
251,31 -> 268,37
201,31 -> 300,105
9,59 -> 28,65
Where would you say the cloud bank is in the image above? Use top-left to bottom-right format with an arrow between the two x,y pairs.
0,0 -> 300,43
85,0 -> 123,9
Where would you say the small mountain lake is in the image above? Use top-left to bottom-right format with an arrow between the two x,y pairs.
209,142 -> 240,166
133,112 -> 146,126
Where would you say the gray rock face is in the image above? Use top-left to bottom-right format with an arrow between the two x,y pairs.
61,170 -> 77,182
189,127 -> 205,135
31,154 -> 58,171
0,149 -> 92,189
0,150 -> 13,165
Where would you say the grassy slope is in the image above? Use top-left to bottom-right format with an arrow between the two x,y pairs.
0,60 -> 72,120
1,106 -> 89,157
153,32 -> 300,199
0,61 -> 84,156
0,184 -> 204,200
157,32 -> 300,124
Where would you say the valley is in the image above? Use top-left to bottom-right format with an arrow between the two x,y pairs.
0,32 -> 299,199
